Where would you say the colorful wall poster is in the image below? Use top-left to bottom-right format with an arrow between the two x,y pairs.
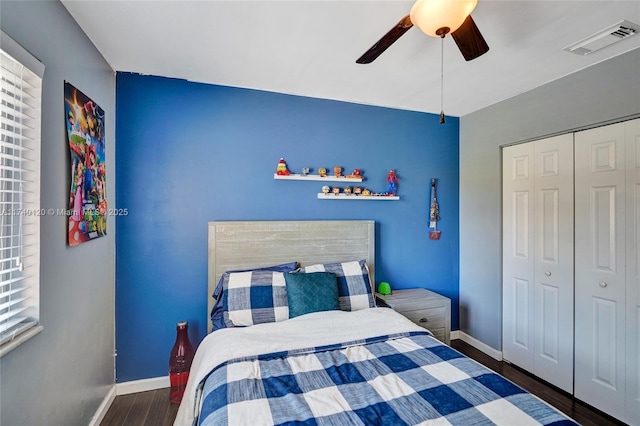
64,81 -> 106,246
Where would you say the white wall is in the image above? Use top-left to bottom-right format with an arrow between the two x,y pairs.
0,1 -> 116,425
459,48 -> 640,350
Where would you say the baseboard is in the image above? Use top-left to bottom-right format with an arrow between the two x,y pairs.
454,331 -> 503,361
89,377 -> 168,423
450,330 -> 460,340
88,385 -> 116,426
116,375 -> 170,395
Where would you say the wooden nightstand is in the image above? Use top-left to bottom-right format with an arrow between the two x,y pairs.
376,288 -> 451,345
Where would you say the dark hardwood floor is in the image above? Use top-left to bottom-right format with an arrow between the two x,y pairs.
100,387 -> 178,426
101,339 -> 625,425
449,340 -> 625,426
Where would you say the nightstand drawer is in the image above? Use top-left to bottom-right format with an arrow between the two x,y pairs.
401,307 -> 446,330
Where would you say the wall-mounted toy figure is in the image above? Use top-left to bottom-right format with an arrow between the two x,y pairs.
334,166 -> 342,177
353,186 -> 362,195
302,167 -> 310,176
344,186 -> 352,195
386,169 -> 399,195
362,188 -> 371,196
322,185 -> 330,194
276,158 -> 290,176
318,167 -> 327,177
346,168 -> 363,179
332,187 -> 340,195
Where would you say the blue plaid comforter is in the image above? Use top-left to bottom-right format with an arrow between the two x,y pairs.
197,332 -> 578,425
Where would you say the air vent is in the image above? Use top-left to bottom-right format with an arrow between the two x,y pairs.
564,20 -> 640,55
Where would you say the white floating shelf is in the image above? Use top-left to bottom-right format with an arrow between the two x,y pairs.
317,193 -> 399,201
274,173 -> 363,182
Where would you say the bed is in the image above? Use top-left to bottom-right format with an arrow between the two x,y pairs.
174,220 -> 578,426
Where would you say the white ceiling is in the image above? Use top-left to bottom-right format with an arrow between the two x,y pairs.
61,0 -> 640,117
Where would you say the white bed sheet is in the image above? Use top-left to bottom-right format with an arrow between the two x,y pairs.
174,308 -> 426,426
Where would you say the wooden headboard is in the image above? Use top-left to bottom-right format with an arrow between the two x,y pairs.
208,220 -> 375,332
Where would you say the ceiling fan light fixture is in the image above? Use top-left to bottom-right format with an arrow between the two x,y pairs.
409,0 -> 478,38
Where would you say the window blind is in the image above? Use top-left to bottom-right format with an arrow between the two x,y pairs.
0,32 -> 42,349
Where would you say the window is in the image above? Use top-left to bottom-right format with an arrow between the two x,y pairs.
0,31 -> 43,356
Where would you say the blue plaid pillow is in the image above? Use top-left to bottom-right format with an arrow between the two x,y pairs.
300,259 -> 375,311
222,269 -> 290,327
211,262 -> 297,330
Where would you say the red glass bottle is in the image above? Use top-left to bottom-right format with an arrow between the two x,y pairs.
169,321 -> 195,404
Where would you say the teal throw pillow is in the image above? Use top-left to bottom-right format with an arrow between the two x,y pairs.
284,272 -> 339,318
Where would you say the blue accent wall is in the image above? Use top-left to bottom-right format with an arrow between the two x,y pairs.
115,73 -> 459,382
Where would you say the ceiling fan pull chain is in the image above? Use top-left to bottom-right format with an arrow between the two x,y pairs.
439,35 -> 445,124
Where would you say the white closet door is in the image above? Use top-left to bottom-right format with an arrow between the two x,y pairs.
503,142 -> 535,371
575,122 -> 627,418
503,135 -> 574,393
532,134 -> 574,393
625,118 -> 640,425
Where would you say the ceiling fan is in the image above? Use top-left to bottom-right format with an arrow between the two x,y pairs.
356,0 -> 489,64
356,0 -> 489,123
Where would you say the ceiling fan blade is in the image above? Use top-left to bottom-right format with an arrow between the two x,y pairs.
451,15 -> 489,61
356,15 -> 413,64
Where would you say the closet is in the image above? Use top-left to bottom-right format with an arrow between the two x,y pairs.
502,118 -> 640,425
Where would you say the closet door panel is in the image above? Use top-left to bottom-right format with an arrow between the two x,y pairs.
533,134 -> 574,393
625,118 -> 640,425
533,134 -> 573,392
503,134 -> 573,393
503,143 -> 535,370
539,283 -> 559,358
592,187 -> 617,271
575,122 -> 626,418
